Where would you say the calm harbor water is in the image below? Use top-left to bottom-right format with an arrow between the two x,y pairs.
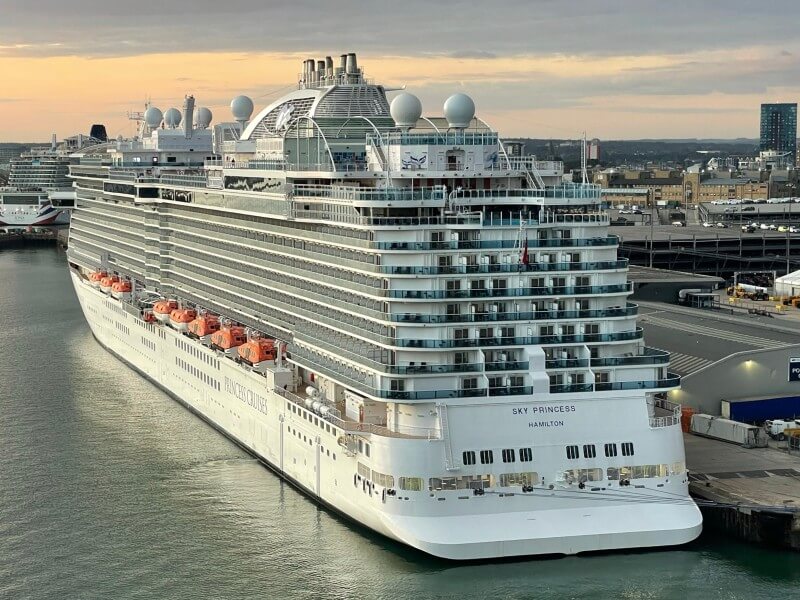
2,247 -> 800,600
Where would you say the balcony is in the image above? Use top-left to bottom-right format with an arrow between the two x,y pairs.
590,347 -> 670,367
389,282 -> 633,300
391,304 -> 637,324
396,328 -> 643,349
374,236 -> 618,251
594,374 -> 681,392
485,361 -> 529,371
383,259 -> 628,275
545,358 -> 590,369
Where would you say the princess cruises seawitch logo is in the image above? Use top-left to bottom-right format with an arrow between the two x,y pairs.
512,404 -> 577,428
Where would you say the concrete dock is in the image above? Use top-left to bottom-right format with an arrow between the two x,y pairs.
685,433 -> 800,549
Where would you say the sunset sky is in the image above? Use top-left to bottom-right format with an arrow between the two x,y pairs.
2,0 -> 800,142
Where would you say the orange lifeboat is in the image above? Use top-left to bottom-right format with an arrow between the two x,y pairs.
169,308 -> 197,332
210,325 -> 246,354
237,338 -> 276,366
187,314 -> 220,339
110,280 -> 132,300
88,270 -> 107,288
99,275 -> 119,295
153,299 -> 178,323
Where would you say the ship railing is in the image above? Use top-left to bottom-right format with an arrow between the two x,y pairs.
391,304 -> 638,324
452,184 -> 600,201
382,259 -> 628,275
291,183 -> 447,203
649,397 -> 682,428
373,235 -> 618,251
550,375 -> 680,396
275,387 -> 440,440
370,131 -> 499,146
395,327 -> 643,349
388,282 -> 634,300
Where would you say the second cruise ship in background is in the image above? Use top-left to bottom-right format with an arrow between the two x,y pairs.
65,52 -> 702,559
0,132 -> 103,228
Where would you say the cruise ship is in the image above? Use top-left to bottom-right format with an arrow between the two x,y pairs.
1,134 -> 99,228
66,53 -> 702,559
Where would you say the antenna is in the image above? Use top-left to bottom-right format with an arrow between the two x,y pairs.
581,131 -> 588,184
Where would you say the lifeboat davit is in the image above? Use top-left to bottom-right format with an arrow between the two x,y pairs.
110,280 -> 132,300
237,338 -> 276,366
88,270 -> 107,288
187,314 -> 220,340
153,300 -> 178,323
99,275 -> 119,295
142,310 -> 157,324
210,325 -> 246,355
169,308 -> 197,332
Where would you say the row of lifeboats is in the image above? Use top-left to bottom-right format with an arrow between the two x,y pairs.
89,270 -> 132,300
88,269 -> 279,368
149,299 -> 277,366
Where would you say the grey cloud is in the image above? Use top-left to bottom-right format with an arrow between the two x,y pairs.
0,0 -> 798,59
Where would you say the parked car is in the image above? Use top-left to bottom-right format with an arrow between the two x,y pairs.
672,220 -> 685,227
715,222 -> 728,228
778,225 -> 789,232
702,222 -> 714,228
742,225 -> 756,233
790,226 -> 799,234
742,206 -> 755,212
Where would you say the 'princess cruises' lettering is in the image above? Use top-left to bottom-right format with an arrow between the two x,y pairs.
225,377 -> 268,416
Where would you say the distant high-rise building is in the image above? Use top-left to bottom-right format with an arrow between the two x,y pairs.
760,103 -> 797,163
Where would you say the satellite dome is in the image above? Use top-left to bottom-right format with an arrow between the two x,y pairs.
390,92 -> 422,128
443,93 -> 475,128
195,107 -> 213,129
164,107 -> 182,129
230,95 -> 254,121
144,106 -> 163,128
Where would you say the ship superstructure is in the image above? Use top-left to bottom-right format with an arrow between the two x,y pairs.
66,53 -> 701,559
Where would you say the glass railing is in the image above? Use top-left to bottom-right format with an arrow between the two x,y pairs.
590,348 -> 670,367
396,328 -> 643,348
485,361 -> 529,371
594,374 -> 681,391
391,305 -> 637,324
383,260 -> 628,275
292,184 -> 447,203
374,236 -> 618,251
372,131 -> 500,146
389,283 -> 633,300
549,383 -> 594,393
453,184 -> 601,201
545,358 -> 590,369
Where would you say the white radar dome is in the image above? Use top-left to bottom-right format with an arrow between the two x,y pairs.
443,93 -> 475,128
144,106 -> 163,128
164,107 -> 182,129
390,92 -> 422,128
194,106 -> 213,129
230,95 -> 254,121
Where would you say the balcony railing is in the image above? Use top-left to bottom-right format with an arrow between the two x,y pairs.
545,358 -> 589,369
383,260 -> 628,275
389,283 -> 633,300
374,236 -> 618,251
594,374 -> 681,392
391,305 -> 637,324
590,347 -> 670,367
650,398 -> 682,428
292,184 -> 447,203
396,328 -> 643,348
550,375 -> 680,394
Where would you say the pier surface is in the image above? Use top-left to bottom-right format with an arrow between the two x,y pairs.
686,433 -> 800,549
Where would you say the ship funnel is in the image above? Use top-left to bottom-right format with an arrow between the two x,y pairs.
317,59 -> 326,80
308,58 -> 316,83
183,94 -> 195,139
325,56 -> 333,71
346,52 -> 358,74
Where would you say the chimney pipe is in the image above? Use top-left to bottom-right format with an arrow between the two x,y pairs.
346,53 -> 358,74
183,94 -> 195,139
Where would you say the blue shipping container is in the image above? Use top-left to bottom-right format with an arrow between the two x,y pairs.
721,396 -> 800,423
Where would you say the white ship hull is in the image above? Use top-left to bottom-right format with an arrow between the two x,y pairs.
70,269 -> 702,560
0,204 -> 69,227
